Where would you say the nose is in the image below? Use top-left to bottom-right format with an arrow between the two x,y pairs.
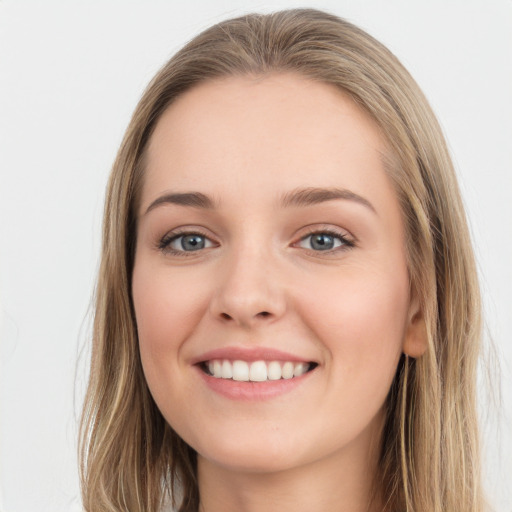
209,245 -> 287,329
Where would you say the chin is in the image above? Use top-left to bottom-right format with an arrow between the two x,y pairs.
192,427 -> 308,475
200,447 -> 301,475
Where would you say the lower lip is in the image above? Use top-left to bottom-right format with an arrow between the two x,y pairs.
196,366 -> 314,401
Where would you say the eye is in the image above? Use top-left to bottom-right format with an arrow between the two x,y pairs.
297,230 -> 354,252
159,231 -> 216,254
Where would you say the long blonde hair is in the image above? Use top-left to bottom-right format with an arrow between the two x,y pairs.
79,9 -> 483,511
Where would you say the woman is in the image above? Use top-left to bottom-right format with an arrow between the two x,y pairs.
79,9 -> 484,512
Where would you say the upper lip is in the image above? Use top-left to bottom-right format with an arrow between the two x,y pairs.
190,346 -> 316,365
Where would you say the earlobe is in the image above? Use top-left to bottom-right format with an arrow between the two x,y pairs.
403,295 -> 428,358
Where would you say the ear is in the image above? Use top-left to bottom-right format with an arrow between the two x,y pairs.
402,291 -> 428,358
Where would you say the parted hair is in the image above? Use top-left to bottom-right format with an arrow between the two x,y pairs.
79,9 -> 483,512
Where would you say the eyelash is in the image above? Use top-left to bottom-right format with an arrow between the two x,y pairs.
158,227 -> 355,257
299,227 -> 355,253
158,228 -> 214,257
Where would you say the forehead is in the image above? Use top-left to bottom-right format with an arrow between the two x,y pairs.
142,73 -> 393,214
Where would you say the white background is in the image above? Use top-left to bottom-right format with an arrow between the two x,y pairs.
0,1 -> 511,511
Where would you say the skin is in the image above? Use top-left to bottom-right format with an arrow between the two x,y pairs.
132,74 -> 426,512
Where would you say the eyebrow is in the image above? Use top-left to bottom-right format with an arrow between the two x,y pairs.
145,192 -> 216,214
280,187 -> 376,214
144,187 -> 376,215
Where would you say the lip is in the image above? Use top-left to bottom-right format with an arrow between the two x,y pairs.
190,346 -> 314,365
191,346 -> 318,401
195,366 -> 314,400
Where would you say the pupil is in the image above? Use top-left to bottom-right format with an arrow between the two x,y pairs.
181,235 -> 205,251
311,234 -> 334,250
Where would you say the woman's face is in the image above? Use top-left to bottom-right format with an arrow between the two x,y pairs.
132,74 -> 424,475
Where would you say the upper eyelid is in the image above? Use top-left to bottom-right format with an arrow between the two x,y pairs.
301,226 -> 349,236
297,225 -> 355,243
161,226 -> 214,241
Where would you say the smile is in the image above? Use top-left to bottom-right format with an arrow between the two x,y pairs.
203,359 -> 316,382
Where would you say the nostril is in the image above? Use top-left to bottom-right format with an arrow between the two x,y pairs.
218,310 -> 272,323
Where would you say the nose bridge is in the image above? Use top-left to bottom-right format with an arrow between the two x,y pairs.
210,236 -> 286,327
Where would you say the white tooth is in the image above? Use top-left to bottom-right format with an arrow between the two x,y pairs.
293,362 -> 308,377
267,361 -> 282,380
282,361 -> 294,379
232,360 -> 249,381
208,361 -> 215,375
221,360 -> 233,379
249,361 -> 267,382
213,360 -> 223,378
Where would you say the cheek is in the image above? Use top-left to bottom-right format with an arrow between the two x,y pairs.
298,264 -> 409,383
131,262 -> 207,383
